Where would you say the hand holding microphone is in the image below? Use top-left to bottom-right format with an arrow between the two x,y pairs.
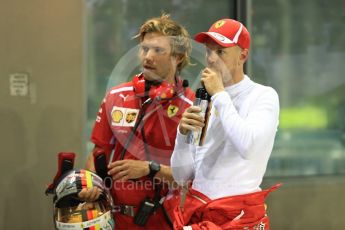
179,68 -> 224,145
185,87 -> 211,146
200,68 -> 225,96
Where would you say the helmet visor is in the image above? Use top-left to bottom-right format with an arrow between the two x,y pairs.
55,200 -> 111,223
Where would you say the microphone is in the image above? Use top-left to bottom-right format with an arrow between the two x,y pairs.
186,86 -> 211,146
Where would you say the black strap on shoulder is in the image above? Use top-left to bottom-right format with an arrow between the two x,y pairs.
119,98 -> 152,160
116,98 -> 173,229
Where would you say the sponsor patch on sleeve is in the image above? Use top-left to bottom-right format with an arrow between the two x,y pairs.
111,106 -> 139,127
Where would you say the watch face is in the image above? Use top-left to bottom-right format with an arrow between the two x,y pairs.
149,161 -> 160,178
150,161 -> 160,171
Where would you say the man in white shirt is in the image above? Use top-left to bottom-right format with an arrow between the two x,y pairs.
171,18 -> 280,230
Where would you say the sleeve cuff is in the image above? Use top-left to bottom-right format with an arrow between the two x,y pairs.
211,91 -> 231,107
176,126 -> 188,144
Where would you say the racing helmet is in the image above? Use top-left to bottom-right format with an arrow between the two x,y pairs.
53,169 -> 114,230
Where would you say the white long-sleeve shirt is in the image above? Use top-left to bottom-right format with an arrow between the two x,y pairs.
171,75 -> 279,199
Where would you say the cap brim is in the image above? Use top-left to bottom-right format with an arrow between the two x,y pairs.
194,32 -> 236,48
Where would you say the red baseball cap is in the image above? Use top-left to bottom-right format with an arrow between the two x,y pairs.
194,19 -> 250,49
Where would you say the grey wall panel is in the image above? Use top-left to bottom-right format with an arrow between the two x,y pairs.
0,0 -> 85,229
263,176 -> 345,229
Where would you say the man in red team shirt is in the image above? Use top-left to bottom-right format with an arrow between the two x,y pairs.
79,14 -> 194,229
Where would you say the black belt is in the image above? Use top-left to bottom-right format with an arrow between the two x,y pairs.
114,205 -> 137,217
114,199 -> 173,229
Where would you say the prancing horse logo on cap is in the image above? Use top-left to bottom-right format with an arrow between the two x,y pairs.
214,20 -> 225,29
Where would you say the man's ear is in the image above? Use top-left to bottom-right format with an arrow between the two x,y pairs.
240,49 -> 249,63
175,54 -> 184,65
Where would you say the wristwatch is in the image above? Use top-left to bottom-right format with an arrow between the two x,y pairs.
148,161 -> 161,178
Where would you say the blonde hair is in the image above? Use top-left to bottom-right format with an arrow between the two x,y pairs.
134,14 -> 192,71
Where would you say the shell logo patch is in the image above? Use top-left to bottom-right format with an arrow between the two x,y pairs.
167,105 -> 179,118
214,20 -> 225,29
111,110 -> 123,123
111,106 -> 139,127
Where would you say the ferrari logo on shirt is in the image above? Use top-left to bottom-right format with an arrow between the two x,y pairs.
111,106 -> 139,127
214,20 -> 225,29
167,105 -> 179,118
